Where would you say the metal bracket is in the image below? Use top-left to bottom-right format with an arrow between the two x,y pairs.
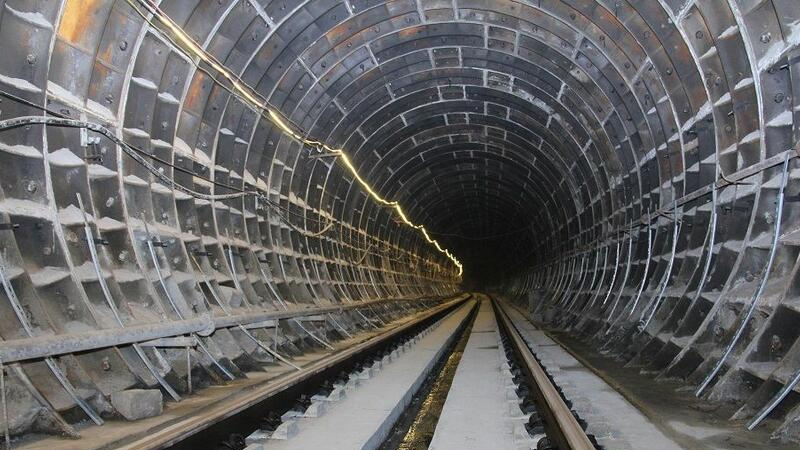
83,137 -> 103,162
151,238 -> 168,248
84,237 -> 110,246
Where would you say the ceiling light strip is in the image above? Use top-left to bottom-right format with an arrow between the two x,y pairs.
131,0 -> 463,276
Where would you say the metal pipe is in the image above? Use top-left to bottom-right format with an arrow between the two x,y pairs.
684,188 -> 719,326
0,317 -> 212,364
0,290 -> 441,364
748,366 -> 800,430
567,246 -> 601,312
604,230 -> 634,321
582,240 -> 615,313
237,325 -> 302,370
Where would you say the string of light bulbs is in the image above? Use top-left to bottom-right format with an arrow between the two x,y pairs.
126,0 -> 463,276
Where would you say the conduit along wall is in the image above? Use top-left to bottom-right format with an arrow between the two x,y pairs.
0,0 -> 798,446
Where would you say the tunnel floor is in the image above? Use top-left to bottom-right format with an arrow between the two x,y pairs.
10,294 -> 794,450
548,323 -> 800,450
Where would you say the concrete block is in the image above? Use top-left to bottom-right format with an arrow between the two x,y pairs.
596,436 -> 635,450
269,420 -> 299,440
335,373 -> 360,390
302,401 -> 328,418
111,389 -> 163,421
585,421 -> 613,437
506,387 -> 520,400
312,387 -> 346,402
571,398 -> 592,413
508,400 -> 527,418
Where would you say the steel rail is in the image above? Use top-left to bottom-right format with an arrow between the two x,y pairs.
493,298 -> 595,450
112,294 -> 471,450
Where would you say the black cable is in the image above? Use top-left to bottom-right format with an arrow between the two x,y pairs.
0,89 -> 236,193
0,89 -> 331,224
0,110 -> 331,234
123,0 -> 461,272
127,0 -> 314,144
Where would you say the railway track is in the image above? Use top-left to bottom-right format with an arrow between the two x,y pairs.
493,298 -> 597,450
177,294 -> 602,450
14,293 -> 693,450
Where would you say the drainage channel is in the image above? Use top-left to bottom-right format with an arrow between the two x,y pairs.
376,299 -> 479,450
163,298 -> 470,450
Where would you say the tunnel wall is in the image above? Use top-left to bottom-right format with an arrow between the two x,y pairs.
494,0 -> 800,439
0,0 -> 799,443
0,0 -> 463,437
492,0 -> 800,439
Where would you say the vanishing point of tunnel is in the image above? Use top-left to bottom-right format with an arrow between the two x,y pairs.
0,0 -> 799,449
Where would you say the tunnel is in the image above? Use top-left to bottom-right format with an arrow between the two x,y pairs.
0,0 -> 799,449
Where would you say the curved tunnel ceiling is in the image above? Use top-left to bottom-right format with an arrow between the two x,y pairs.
1,0 -> 800,442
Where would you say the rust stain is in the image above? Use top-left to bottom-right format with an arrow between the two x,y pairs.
58,0 -> 101,46
398,26 -> 422,40
183,72 -> 207,114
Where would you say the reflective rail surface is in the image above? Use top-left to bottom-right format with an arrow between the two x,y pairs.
119,295 -> 471,450
493,297 -> 596,450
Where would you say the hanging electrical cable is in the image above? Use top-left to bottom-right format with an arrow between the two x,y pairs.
124,0 -> 462,276
0,110 -> 331,237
